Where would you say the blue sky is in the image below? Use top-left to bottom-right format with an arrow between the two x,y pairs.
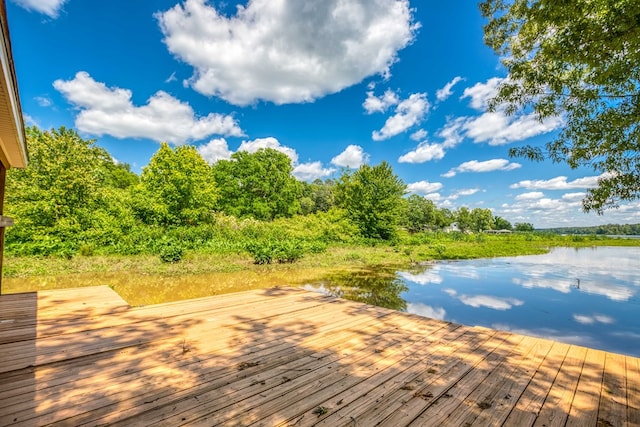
7,0 -> 639,228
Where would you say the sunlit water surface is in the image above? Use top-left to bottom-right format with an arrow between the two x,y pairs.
305,246 -> 640,357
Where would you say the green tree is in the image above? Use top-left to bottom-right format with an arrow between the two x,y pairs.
480,0 -> 640,213
402,194 -> 439,233
307,179 -> 336,213
493,216 -> 513,230
104,162 -> 139,189
335,162 -> 406,240
435,208 -> 455,229
213,148 -> 301,220
470,208 -> 495,232
455,207 -> 473,232
138,143 -> 217,225
7,126 -> 109,227
5,126 -> 135,255
514,222 -> 535,232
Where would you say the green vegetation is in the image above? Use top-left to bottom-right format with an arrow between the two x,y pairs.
335,161 -> 406,240
4,125 -> 640,299
213,148 -> 301,220
543,223 -> 640,236
480,0 -> 640,212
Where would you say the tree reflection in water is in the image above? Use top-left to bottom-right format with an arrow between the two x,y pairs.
309,267 -> 408,311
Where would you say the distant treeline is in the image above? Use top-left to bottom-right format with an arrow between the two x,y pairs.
542,224 -> 640,236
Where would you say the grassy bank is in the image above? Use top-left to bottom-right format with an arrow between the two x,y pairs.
4,233 -> 639,305
6,232 -> 639,279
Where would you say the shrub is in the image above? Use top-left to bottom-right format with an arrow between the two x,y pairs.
245,238 -> 311,264
159,241 -> 184,263
245,240 -> 273,264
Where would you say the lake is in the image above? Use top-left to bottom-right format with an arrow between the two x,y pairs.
305,246 -> 640,357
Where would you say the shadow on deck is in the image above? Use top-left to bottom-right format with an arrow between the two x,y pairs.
0,286 -> 638,426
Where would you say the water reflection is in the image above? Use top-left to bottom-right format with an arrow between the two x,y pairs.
304,267 -> 408,311
309,246 -> 640,356
443,288 -> 524,311
406,302 -> 446,320
572,313 -> 615,325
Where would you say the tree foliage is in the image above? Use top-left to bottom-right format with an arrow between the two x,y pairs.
493,215 -> 513,230
213,148 -> 301,220
5,126 -> 537,258
138,143 -> 217,225
514,222 -> 535,232
480,0 -> 640,213
401,195 -> 452,233
299,179 -> 336,215
5,126 -> 136,254
336,162 -> 406,240
7,127 -> 108,226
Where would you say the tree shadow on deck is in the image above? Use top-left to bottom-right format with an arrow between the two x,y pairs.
0,287 -> 203,426
1,286 -> 623,426
109,287 -> 558,427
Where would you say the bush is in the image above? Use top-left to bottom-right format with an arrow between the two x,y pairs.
245,240 -> 273,264
159,241 -> 184,263
245,238 -> 311,264
79,244 -> 95,256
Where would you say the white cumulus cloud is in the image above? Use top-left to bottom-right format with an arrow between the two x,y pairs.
515,191 -> 545,201
445,289 -> 524,311
410,129 -> 427,141
407,303 -> 446,320
407,180 -> 443,196
443,158 -> 521,178
23,113 -> 39,126
462,111 -> 563,146
54,72 -> 244,144
363,89 -> 400,114
12,0 -> 67,18
510,174 -> 609,190
436,76 -> 464,101
293,161 -> 336,181
448,188 -> 480,200
434,77 -> 563,147
573,314 -> 615,325
461,77 -> 504,110
198,136 -> 334,181
237,137 -> 298,163
372,93 -> 430,140
398,141 -> 445,163
197,138 -> 232,164
331,144 -> 369,168
157,0 -> 419,105
35,96 -> 53,107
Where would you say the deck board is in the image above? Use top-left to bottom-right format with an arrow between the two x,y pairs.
1,286 -> 639,426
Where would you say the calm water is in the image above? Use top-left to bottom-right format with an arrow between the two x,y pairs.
305,246 -> 640,357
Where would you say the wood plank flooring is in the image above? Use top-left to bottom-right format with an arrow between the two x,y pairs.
0,286 -> 638,426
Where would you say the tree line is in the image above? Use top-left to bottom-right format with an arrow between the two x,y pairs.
543,224 -> 640,236
5,126 -> 518,257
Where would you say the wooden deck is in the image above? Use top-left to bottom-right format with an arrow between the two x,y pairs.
0,286 -> 638,426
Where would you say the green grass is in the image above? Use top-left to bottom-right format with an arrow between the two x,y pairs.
5,232 -> 638,279
4,233 -> 638,306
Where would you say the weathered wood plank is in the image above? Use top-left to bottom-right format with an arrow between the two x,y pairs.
501,340 -> 571,426
1,298 -> 390,426
0,287 -> 639,427
116,314 -> 452,427
565,348 -> 606,427
403,332 -> 529,426
626,355 -> 640,427
319,327 -> 499,427
532,345 -> 588,427
598,352 -> 627,427
469,336 -> 554,426
377,331 -> 522,426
